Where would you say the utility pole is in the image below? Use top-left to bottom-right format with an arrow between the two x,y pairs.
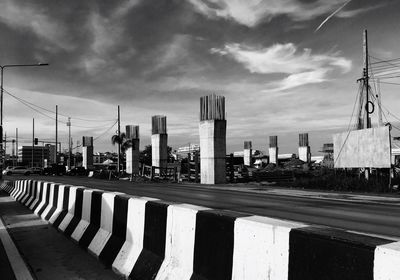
55,105 -> 58,165
67,117 -> 71,170
377,79 -> 383,127
363,29 -> 371,129
32,118 -> 35,167
16,128 -> 18,165
3,132 -> 6,164
117,105 -> 121,173
363,29 -> 370,180
12,139 -> 15,167
0,63 -> 48,178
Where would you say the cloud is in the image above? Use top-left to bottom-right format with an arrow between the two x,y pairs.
336,4 -> 386,18
211,42 -> 351,91
211,43 -> 351,74
266,69 -> 329,92
188,0 -> 363,27
81,1 -> 141,75
0,0 -> 75,51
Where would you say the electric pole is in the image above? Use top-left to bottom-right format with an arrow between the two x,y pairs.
363,29 -> 370,180
32,118 -> 34,168
55,105 -> 58,165
117,105 -> 121,173
16,128 -> 18,165
67,117 -> 71,170
363,29 -> 371,129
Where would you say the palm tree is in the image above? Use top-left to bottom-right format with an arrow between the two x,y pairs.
111,133 -> 134,172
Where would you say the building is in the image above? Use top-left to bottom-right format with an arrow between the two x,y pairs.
18,146 -> 50,167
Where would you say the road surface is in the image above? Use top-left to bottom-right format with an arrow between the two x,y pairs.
7,175 -> 400,239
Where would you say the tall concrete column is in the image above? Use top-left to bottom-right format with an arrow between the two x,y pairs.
151,116 -> 168,173
269,136 -> 278,164
126,125 -> 140,175
82,136 -> 93,169
199,94 -> 226,184
243,141 -> 252,166
298,133 -> 311,163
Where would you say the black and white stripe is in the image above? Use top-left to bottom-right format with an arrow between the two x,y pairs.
6,180 -> 400,280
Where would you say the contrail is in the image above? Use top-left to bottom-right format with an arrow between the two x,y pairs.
315,0 -> 352,32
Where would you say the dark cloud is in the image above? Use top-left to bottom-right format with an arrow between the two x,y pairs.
1,0 -> 399,153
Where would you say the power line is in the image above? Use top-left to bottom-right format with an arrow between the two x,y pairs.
94,120 -> 118,141
370,56 -> 400,65
334,84 -> 362,165
3,88 -> 116,123
71,120 -> 118,150
4,88 -> 116,129
378,81 -> 400,86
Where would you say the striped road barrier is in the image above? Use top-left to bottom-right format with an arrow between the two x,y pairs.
1,179 -> 400,280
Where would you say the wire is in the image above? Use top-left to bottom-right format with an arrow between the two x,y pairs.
334,84 -> 361,165
3,88 -> 117,123
94,121 -> 118,141
4,88 -> 117,128
5,90 -> 68,123
370,56 -> 400,65
378,81 -> 400,86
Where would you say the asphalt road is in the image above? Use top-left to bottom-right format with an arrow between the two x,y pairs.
7,175 -> 400,239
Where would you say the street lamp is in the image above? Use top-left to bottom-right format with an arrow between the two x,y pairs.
0,63 -> 49,178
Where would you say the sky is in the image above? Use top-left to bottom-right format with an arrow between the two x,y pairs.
1,0 -> 400,155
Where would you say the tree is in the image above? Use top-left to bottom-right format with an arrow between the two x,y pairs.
111,133 -> 135,153
139,145 -> 175,166
140,145 -> 152,166
111,133 -> 134,172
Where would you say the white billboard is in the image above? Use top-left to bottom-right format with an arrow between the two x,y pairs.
333,126 -> 391,168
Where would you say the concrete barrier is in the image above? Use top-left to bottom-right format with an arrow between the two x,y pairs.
29,181 -> 44,211
129,200 -> 172,279
25,181 -> 38,208
88,192 -> 116,258
48,184 -> 68,224
5,180 -> 400,280
58,186 -> 79,233
13,180 -> 25,200
288,227 -> 392,279
59,186 -> 86,237
41,183 -> 59,220
20,180 -> 32,204
34,182 -> 51,216
71,188 -> 95,242
374,241 -> 400,279
97,194 -> 130,267
78,190 -> 103,249
112,196 -> 158,277
232,216 -> 305,280
9,179 -> 19,197
155,204 -> 209,280
0,180 -> 14,193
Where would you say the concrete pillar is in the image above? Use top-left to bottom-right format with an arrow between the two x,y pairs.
199,94 -> 226,184
243,141 -> 252,166
269,136 -> 278,164
82,136 -> 93,169
126,125 -> 140,175
151,116 -> 168,173
298,133 -> 311,163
